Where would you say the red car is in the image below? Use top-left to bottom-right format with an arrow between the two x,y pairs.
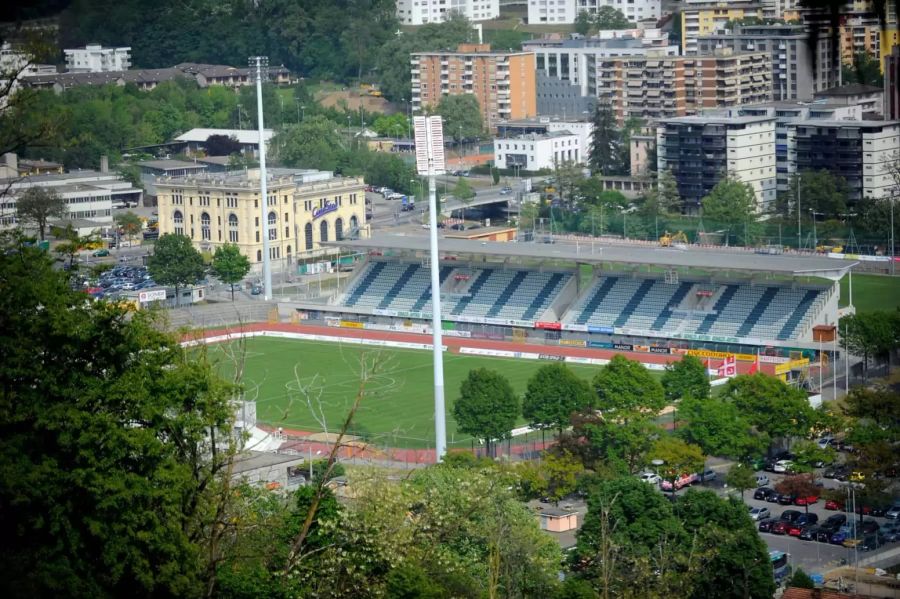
794,495 -> 819,506
772,521 -> 789,535
787,524 -> 804,537
825,499 -> 844,511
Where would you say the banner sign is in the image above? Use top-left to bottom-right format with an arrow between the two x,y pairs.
633,345 -> 650,353
613,343 -> 633,351
312,200 -> 338,220
686,349 -> 757,362
559,339 -> 587,347
535,321 -> 562,330
589,341 -> 614,349
339,320 -> 364,329
649,346 -> 672,354
538,354 -> 566,361
588,325 -> 615,334
138,289 -> 166,302
564,324 -> 588,332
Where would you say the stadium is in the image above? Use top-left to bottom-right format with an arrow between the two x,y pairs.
197,233 -> 857,457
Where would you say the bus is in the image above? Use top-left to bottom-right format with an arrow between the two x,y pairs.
769,550 -> 791,584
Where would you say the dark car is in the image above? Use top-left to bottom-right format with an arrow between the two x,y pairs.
861,519 -> 880,535
777,493 -> 797,505
795,513 -> 819,527
780,510 -> 802,522
754,487 -> 777,501
799,525 -> 820,541
758,518 -> 778,533
825,514 -> 847,528
860,534 -> 885,552
830,527 -> 852,544
816,528 -> 836,543
772,520 -> 790,535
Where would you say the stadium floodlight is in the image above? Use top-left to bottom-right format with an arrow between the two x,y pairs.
414,115 -> 447,461
249,56 -> 272,300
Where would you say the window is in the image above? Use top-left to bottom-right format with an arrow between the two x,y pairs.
305,222 -> 313,250
285,226 -> 289,238
335,217 -> 344,241
228,214 -> 238,242
350,215 -> 358,230
320,220 -> 329,243
268,212 -> 277,240
257,250 -> 262,262
173,210 -> 184,235
200,212 -> 211,240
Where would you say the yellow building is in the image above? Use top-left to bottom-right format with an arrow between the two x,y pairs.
155,168 -> 367,270
882,30 -> 900,70
681,4 -> 765,54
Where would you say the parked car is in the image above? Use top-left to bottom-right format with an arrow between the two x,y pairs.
824,514 -> 847,528
771,520 -> 790,535
699,469 -> 717,483
749,507 -> 771,521
886,502 -> 900,520
817,436 -> 835,449
878,522 -> 900,540
758,518 -> 778,533
754,487 -> 777,501
799,525 -> 821,541
823,465 -> 847,480
250,285 -> 262,295
787,523 -> 805,537
638,472 -> 661,485
859,534 -> 885,551
795,513 -> 819,527
777,493 -> 797,505
755,474 -> 770,487
860,519 -> 880,535
794,494 -> 820,506
825,499 -> 845,511
830,527 -> 853,545
499,186 -> 513,195
816,528 -> 835,543
774,460 -> 795,473
780,510 -> 803,523
92,249 -> 110,257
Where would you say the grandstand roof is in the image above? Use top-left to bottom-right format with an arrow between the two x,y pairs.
331,235 -> 855,279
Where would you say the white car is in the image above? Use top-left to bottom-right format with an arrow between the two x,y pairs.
749,507 -> 771,521
817,436 -> 834,449
755,474 -> 770,487
773,460 -> 794,473
638,472 -> 661,485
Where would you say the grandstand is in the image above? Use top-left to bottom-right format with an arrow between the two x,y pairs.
314,235 -> 854,353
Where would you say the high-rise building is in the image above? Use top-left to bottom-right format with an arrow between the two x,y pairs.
886,45 -> 900,120
696,23 -> 841,101
64,44 -> 131,73
155,169 -> 367,269
395,0 -> 499,25
526,0 -> 661,25
657,115 -> 778,212
680,2 -> 765,55
410,44 -> 537,132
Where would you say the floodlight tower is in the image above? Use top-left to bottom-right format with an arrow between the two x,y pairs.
250,55 -> 272,300
414,115 -> 448,461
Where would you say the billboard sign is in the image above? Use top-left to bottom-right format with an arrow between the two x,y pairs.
413,115 -> 446,176
138,289 -> 167,303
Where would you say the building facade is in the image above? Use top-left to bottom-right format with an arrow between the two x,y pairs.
155,169 -> 367,269
886,45 -> 900,120
814,84 -> 885,116
496,117 -> 594,157
696,23 -> 840,101
411,44 -> 537,132
657,115 -> 777,212
64,44 -> 131,73
787,120 -> 900,203
396,0 -> 499,24
493,130 -> 583,170
526,0 -> 661,25
680,2 -> 765,55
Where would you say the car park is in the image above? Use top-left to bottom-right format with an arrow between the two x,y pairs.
749,507 -> 771,521
754,487 -> 776,501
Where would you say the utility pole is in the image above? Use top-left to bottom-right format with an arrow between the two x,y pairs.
796,174 -> 801,250
250,56 -> 272,300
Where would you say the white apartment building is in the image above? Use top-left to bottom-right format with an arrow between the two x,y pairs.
527,0 -> 661,25
496,118 -> 594,160
494,130 -> 583,171
64,44 -> 131,73
396,0 -> 499,24
657,115 -> 777,213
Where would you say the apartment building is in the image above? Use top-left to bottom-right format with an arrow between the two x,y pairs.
656,115 -> 777,212
886,45 -> 900,120
64,44 -> 131,73
681,2 -> 767,55
494,130 -> 583,170
814,84 -> 885,116
593,49 -> 771,124
496,117 -> 594,156
787,120 -> 900,203
396,0 -> 499,24
155,169 -> 367,268
696,23 -> 840,101
526,0 -> 661,25
411,44 -> 537,132
839,16 -> 883,64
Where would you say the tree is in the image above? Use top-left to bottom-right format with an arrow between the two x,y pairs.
651,436 -> 705,495
782,169 -> 848,220
647,169 -> 681,215
725,463 -> 757,500
575,10 -> 594,36
453,368 -> 519,457
789,569 -> 816,590
842,51 -> 884,87
371,113 -> 410,139
588,102 -> 620,175
678,396 -> 766,460
592,354 -> 666,418
114,210 -> 143,240
51,223 -> 94,273
774,474 -> 820,512
723,374 -> 815,448
491,166 -> 500,185
593,6 -> 632,30
564,410 -> 661,475
701,176 -> 756,223
15,186 -> 66,240
522,363 -> 596,437
204,133 -> 241,156
661,355 -> 710,403
840,311 -> 898,379
452,176 -> 476,220
435,94 -> 483,143
0,234 -> 236,596
211,243 -> 251,301
274,116 -> 346,172
542,450 -> 585,503
146,233 -> 205,306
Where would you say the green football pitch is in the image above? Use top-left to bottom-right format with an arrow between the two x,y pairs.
206,336 -> 601,449
839,273 -> 900,314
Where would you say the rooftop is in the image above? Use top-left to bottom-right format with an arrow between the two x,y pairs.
816,83 -> 884,96
495,130 -> 577,141
787,119 -> 900,128
174,128 -> 275,145
327,234 -> 855,277
137,159 -> 208,171
661,115 -> 776,126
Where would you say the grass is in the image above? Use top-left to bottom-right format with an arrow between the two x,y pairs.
207,337 -> 615,449
839,273 -> 900,314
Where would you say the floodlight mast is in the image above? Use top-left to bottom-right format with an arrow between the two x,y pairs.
414,116 -> 447,462
250,56 -> 273,300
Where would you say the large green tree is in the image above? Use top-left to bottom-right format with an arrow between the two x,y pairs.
593,354 -> 666,418
593,6 -> 632,29
677,395 -> 766,460
522,363 -> 596,437
146,233 -> 206,306
0,233 -> 236,596
453,368 -> 519,457
651,436 -> 705,494
588,102 -> 620,175
435,94 -> 484,143
722,373 -> 816,447
211,243 -> 251,301
15,186 -> 66,240
701,176 -> 756,223
274,116 -> 347,172
840,311 -> 899,379
781,169 -> 849,221
661,355 -> 710,403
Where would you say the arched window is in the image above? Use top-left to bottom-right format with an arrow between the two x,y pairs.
228,213 -> 239,242
350,215 -> 358,230
304,222 -> 313,250
335,217 -> 344,241
200,212 -> 211,240
173,210 -> 184,235
319,220 -> 329,243
268,212 -> 277,240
